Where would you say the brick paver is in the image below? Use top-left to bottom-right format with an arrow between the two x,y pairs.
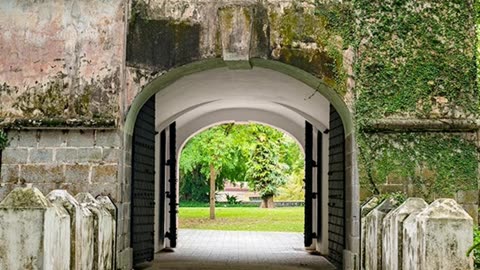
138,229 -> 336,270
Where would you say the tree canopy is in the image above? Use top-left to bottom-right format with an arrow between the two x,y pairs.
179,123 -> 304,204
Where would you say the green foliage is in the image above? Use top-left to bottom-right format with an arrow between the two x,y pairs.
358,133 -> 478,198
276,170 -> 305,201
245,125 -> 289,198
355,1 -> 478,123
467,227 -> 480,268
180,123 -> 304,200
225,194 -> 240,205
0,130 -> 8,150
179,167 -> 209,202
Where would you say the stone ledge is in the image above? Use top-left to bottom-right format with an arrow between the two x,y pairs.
0,118 -> 117,130
363,118 -> 479,132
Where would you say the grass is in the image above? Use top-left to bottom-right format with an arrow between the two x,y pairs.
179,207 -> 304,232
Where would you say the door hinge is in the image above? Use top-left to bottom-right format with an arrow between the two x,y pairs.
312,232 -> 318,239
312,160 -> 317,167
312,192 -> 318,199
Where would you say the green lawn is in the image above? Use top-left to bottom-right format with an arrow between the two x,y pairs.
179,207 -> 304,232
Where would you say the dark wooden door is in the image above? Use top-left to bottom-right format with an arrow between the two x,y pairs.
131,96 -> 156,265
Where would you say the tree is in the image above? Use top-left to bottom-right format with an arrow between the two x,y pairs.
245,125 -> 289,208
180,124 -> 246,219
180,123 -> 304,211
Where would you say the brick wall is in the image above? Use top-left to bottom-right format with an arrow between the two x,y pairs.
0,129 -> 122,202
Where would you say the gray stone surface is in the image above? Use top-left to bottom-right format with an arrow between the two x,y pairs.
2,148 -> 28,164
29,149 -> 54,163
360,196 -> 380,270
141,229 -> 335,270
403,199 -> 474,270
47,190 -> 95,270
76,193 -> 115,270
382,198 -> 427,270
218,6 -> 253,62
364,198 -> 398,270
0,186 -> 71,270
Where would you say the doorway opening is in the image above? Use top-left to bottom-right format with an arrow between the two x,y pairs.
126,60 -> 357,269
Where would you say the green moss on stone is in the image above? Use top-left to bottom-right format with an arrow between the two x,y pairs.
358,132 -> 478,199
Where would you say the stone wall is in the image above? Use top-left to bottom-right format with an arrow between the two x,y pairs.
0,0 -> 126,124
0,129 -> 122,202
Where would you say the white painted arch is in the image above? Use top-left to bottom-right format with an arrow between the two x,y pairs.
126,59 -> 359,269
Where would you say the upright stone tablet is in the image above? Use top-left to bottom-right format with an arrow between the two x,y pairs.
403,199 -> 474,270
364,197 -> 398,270
360,196 -> 380,270
0,186 -> 70,270
97,195 -> 117,269
76,193 -> 115,270
382,198 -> 427,270
47,190 -> 94,270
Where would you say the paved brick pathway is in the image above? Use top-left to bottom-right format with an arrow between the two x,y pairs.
137,229 -> 336,270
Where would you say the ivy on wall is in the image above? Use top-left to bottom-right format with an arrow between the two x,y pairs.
354,0 -> 478,125
358,133 -> 478,199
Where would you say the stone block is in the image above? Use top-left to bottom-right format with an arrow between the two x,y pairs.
218,6 -> 253,62
66,130 -> 95,147
96,130 -> 121,148
102,148 -> 121,163
29,149 -> 54,163
455,190 -> 479,204
0,186 -> 71,270
92,165 -> 118,183
1,164 -> 20,183
461,203 -> 479,224
382,198 -> 428,270
364,198 -> 399,270
2,148 -> 28,164
20,164 -> 64,183
117,248 -> 133,270
76,193 -> 115,270
47,190 -> 94,270
403,199 -> 474,270
77,148 -> 102,162
55,148 -> 78,163
7,130 -> 38,148
64,164 -> 91,183
38,130 -> 66,147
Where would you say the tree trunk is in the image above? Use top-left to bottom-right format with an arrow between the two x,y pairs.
209,163 -> 216,219
260,196 -> 274,208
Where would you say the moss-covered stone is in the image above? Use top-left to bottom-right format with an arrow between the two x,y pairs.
127,17 -> 201,70
358,132 -> 478,200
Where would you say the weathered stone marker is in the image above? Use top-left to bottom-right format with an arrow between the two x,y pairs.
76,192 -> 115,270
0,186 -> 70,270
403,199 -> 474,270
364,197 -> 398,270
382,198 -> 428,270
360,196 -> 380,270
97,195 -> 117,270
47,190 -> 95,270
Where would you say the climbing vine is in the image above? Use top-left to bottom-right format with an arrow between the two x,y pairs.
358,132 -> 478,199
354,0 -> 478,125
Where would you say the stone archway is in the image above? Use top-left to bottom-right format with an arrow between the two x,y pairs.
124,59 -> 359,269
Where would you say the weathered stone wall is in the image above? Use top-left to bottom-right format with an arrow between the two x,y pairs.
0,129 -> 121,201
125,0 -> 354,107
0,0 -> 126,125
355,0 -> 479,202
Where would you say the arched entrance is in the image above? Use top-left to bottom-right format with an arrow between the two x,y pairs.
124,59 -> 358,269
